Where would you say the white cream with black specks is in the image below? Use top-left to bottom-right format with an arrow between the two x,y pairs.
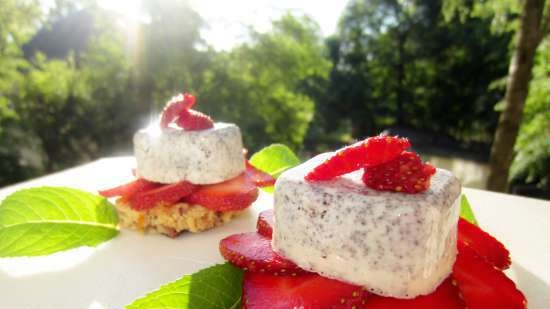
272,153 -> 461,299
134,122 -> 245,184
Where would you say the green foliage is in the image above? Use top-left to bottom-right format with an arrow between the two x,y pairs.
324,0 -> 511,143
125,263 -> 243,309
15,14 -> 133,171
0,0 -> 43,186
443,0 -> 520,34
1,2 -> 136,184
510,39 -> 550,190
197,14 -> 331,151
0,187 -> 118,257
445,0 -> 550,194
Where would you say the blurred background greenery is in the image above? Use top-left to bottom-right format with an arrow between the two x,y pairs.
0,0 -> 548,199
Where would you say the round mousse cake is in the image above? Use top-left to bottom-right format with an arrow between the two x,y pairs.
101,93 -> 262,237
134,123 -> 245,184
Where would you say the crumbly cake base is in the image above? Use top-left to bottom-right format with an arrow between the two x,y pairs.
116,199 -> 242,237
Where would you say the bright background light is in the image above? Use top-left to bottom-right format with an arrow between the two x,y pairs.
189,0 -> 347,50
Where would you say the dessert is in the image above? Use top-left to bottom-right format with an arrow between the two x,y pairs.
99,93 -> 274,237
219,135 -> 526,308
273,152 -> 460,298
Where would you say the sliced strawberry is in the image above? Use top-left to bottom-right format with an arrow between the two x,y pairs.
256,209 -> 274,238
242,271 -> 368,309
160,93 -> 196,128
245,161 -> 276,187
305,135 -> 410,181
99,178 -> 160,199
362,151 -> 436,193
458,218 -> 511,270
452,244 -> 526,309
176,108 -> 214,131
184,173 -> 258,211
128,180 -> 198,210
365,278 -> 465,309
220,232 -> 305,275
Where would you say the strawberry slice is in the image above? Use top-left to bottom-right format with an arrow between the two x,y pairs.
176,108 -> 214,131
362,151 -> 436,193
184,173 -> 259,211
452,244 -> 526,309
365,278 -> 465,309
305,135 -> 410,181
220,232 -> 305,275
128,180 -> 198,210
256,209 -> 274,238
160,93 -> 196,128
242,271 -> 368,309
245,161 -> 276,187
99,178 -> 160,199
458,218 -> 511,270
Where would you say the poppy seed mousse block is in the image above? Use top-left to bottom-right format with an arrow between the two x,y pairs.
134,122 -> 245,185
100,93 -> 271,238
272,153 -> 461,299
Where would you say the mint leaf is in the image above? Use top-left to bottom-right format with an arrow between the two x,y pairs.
250,144 -> 300,179
460,194 -> 478,225
0,187 -> 119,257
126,263 -> 244,309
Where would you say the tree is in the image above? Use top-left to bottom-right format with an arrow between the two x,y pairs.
196,14 -> 331,151
510,38 -> 550,193
0,0 -> 43,186
14,3 -> 135,172
329,0 -> 510,144
487,0 -> 547,191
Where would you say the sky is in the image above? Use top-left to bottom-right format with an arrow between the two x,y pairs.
96,0 -> 348,50
188,0 -> 348,50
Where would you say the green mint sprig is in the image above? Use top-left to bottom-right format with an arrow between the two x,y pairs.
125,263 -> 244,309
249,144 -> 300,179
249,144 -> 301,192
459,194 -> 478,225
0,187 -> 119,257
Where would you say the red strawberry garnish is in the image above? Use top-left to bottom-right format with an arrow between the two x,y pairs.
305,135 -> 410,181
245,161 -> 276,187
184,173 -> 259,211
256,209 -> 274,238
458,218 -> 511,270
220,232 -> 305,275
242,271 -> 369,309
128,180 -> 198,210
160,93 -> 196,128
176,108 -> 214,131
99,178 -> 160,200
452,244 -> 526,309
365,278 -> 465,309
362,151 -> 436,193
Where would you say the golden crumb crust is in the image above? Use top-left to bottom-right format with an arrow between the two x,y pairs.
116,199 -> 242,237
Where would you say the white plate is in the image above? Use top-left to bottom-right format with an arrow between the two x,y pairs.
1,157 -> 549,308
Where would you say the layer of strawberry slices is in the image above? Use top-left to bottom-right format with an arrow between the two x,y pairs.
220,209 -> 526,309
99,162 -> 274,211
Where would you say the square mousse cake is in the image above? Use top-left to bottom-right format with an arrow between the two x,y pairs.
272,153 -> 461,298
